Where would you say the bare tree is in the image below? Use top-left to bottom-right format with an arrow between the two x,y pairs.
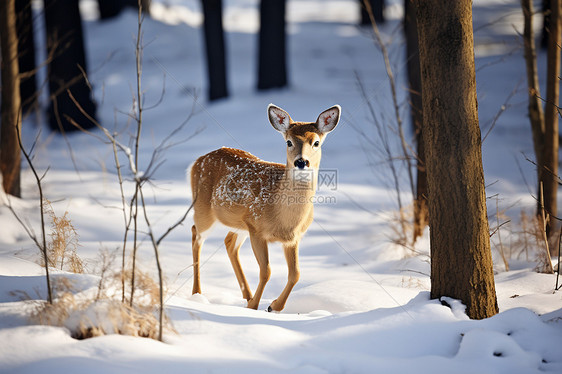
97,0 -> 125,19
522,0 -> 560,248
416,0 -> 498,319
201,0 -> 228,101
522,0 -> 545,185
0,0 -> 22,197
257,0 -> 287,90
44,0 -> 97,131
15,0 -> 38,113
542,0 -> 560,244
404,0 -> 428,243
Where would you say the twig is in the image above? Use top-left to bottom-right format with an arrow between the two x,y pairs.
554,229 -> 562,291
355,73 -> 405,219
15,121 -> 52,304
363,0 -> 415,200
494,196 -> 509,271
481,80 -> 522,143
130,1 -> 146,308
156,202 -> 195,247
489,219 -> 512,238
138,187 -> 163,342
109,132 -> 130,303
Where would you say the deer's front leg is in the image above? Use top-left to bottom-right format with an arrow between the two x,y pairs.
247,232 -> 271,310
268,242 -> 300,312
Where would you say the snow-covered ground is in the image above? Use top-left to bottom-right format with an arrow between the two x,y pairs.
0,0 -> 561,373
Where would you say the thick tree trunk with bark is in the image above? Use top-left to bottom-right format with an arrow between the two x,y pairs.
416,0 -> 498,319
405,0 -> 427,243
543,0 -> 560,244
0,0 -> 22,197
44,0 -> 97,132
201,0 -> 228,101
15,0 -> 37,113
257,0 -> 287,90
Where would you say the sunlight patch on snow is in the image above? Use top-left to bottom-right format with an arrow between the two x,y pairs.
287,1 -> 359,24
151,2 -> 203,27
79,0 -> 100,21
474,40 -> 517,58
224,6 -> 260,33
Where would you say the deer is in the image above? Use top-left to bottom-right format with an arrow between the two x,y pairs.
189,104 -> 340,312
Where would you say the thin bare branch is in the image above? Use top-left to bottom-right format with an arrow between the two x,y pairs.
482,79 -> 522,143
15,121 -> 52,304
363,0 -> 415,199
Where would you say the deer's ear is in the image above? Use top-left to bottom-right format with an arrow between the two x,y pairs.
316,105 -> 341,134
268,104 -> 292,133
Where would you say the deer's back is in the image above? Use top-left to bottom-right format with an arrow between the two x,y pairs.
191,147 -> 287,230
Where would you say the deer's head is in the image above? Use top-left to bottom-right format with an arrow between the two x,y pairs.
268,104 -> 340,171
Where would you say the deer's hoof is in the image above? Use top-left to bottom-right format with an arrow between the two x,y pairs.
267,305 -> 280,313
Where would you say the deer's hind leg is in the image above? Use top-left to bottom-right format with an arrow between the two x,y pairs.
191,211 -> 215,295
224,231 -> 251,301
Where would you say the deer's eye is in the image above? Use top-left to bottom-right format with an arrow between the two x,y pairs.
313,140 -> 320,147
287,140 -> 293,147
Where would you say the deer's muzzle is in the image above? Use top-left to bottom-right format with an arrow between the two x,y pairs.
294,158 -> 309,169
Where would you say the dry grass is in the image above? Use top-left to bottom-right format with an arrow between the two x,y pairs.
387,205 -> 430,257
488,210 -> 554,273
42,200 -> 83,273
31,254 -> 173,340
117,267 -> 162,307
388,205 -> 414,248
25,201 -> 172,341
389,204 -> 556,273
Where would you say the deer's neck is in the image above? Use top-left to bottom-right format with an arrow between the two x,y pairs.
278,165 -> 318,197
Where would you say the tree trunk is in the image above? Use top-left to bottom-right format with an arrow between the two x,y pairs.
522,0 -> 546,187
201,0 -> 228,101
0,0 -> 22,197
416,0 -> 498,319
542,0 -> 560,246
44,0 -> 97,132
405,0 -> 428,243
257,0 -> 287,90
542,0 -> 551,48
15,0 -> 37,113
97,0 -> 124,19
360,0 -> 384,24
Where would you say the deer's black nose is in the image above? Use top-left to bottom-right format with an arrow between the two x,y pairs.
294,158 -> 309,169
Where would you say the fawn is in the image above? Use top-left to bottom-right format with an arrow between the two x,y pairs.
190,104 -> 340,311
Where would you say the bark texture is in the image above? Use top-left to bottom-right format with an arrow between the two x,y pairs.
416,0 -> 498,320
